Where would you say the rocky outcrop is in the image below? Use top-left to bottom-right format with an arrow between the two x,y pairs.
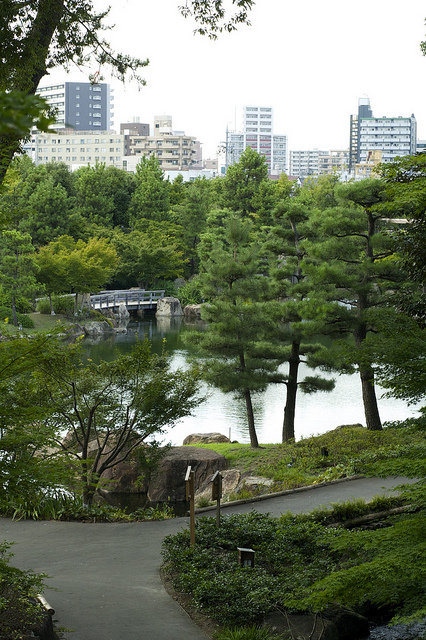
183,304 -> 203,319
262,612 -> 338,640
156,297 -> 183,317
101,458 -> 147,494
75,321 -> 115,336
147,446 -> 227,502
183,432 -> 230,445
322,606 -> 370,640
262,607 -> 369,640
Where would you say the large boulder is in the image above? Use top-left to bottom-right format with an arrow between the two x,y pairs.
81,321 -> 115,336
183,304 -> 203,319
156,297 -> 183,317
101,458 -> 147,494
262,612 -> 338,640
195,468 -> 241,502
147,446 -> 227,502
183,432 -> 230,445
322,606 -> 370,640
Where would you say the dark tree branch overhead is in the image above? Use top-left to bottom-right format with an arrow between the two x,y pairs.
0,0 -> 254,184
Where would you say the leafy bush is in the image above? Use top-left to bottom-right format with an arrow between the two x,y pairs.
162,513 -> 342,625
176,277 -> 204,306
0,542 -> 46,640
36,294 -> 75,315
0,305 -> 34,328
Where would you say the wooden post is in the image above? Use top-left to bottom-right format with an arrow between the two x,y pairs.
211,471 -> 223,527
185,466 -> 196,546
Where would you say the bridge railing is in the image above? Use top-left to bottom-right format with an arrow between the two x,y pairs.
90,289 -> 165,310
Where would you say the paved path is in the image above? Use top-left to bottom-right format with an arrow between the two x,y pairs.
0,476 -> 413,640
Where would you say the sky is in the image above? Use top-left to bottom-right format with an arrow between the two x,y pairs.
44,0 -> 426,160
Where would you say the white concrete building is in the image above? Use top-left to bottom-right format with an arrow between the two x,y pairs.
349,98 -> 416,170
224,106 -> 288,174
25,130 -> 125,169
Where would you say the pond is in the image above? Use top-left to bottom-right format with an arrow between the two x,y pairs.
82,314 -> 421,447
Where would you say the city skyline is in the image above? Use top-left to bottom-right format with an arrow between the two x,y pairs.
40,0 -> 426,159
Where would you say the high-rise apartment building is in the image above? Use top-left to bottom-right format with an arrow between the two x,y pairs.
36,82 -> 113,131
225,106 -> 288,174
349,98 -> 416,172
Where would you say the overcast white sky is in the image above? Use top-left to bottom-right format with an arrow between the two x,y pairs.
45,0 -> 426,160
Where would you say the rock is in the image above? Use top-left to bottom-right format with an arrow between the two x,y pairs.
156,297 -> 183,317
195,469 -> 241,502
183,304 -> 203,319
118,302 -> 130,323
82,321 -> 115,336
183,432 -> 230,445
237,476 -> 274,492
335,423 -> 365,430
147,446 -> 227,502
322,605 -> 370,640
101,458 -> 148,494
262,611 -> 338,640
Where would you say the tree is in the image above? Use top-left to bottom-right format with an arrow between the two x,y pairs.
302,179 -> 405,431
0,334 -> 70,513
35,235 -> 118,312
20,176 -> 74,245
129,156 -> 170,224
269,191 -> 335,442
221,147 -> 274,223
174,177 -> 211,276
32,340 -> 201,506
112,226 -> 185,290
0,230 -> 38,326
192,215 -> 286,448
75,164 -> 135,228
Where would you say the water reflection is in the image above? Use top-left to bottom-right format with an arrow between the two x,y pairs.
83,315 -> 421,446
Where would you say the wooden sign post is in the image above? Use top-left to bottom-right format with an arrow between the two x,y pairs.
185,465 -> 196,546
211,470 -> 223,527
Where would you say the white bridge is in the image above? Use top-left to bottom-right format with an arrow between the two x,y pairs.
90,289 -> 165,312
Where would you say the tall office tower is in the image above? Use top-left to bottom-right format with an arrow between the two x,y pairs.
225,106 -> 288,173
36,82 -> 113,131
349,97 -> 416,172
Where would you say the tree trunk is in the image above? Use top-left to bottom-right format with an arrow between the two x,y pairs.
360,364 -> 382,431
11,294 -> 18,327
243,388 -> 259,448
282,341 -> 300,442
0,0 -> 66,185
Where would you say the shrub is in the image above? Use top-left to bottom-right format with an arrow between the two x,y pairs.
0,541 -> 46,640
177,277 -> 204,306
214,626 -> 279,640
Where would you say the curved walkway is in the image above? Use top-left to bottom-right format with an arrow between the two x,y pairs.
0,476 -> 413,640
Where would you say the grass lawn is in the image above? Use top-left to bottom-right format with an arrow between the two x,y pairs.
185,422 -> 426,495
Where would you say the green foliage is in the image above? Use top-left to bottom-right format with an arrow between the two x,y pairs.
36,294 -> 74,315
30,339 -> 202,505
213,625 -> 280,640
0,305 -> 34,328
75,163 -> 135,228
0,542 -> 46,640
192,214 -> 287,447
221,148 -> 273,224
176,277 -> 204,306
301,512 -> 426,623
129,155 -> 170,224
0,90 -> 54,135
0,230 -> 38,325
162,512 -> 342,625
112,226 -> 184,289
